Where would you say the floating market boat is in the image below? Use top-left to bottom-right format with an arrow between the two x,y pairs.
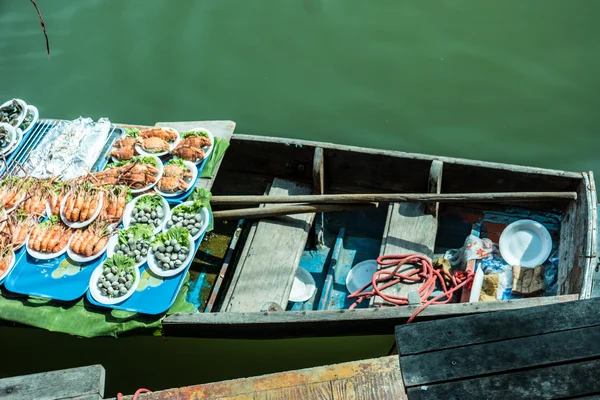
0,115 -> 596,339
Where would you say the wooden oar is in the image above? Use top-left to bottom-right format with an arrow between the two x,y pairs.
213,203 -> 377,220
211,191 -> 577,205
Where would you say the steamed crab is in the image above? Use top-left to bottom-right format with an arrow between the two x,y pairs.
157,177 -> 188,193
163,163 -> 192,179
139,127 -> 178,142
136,137 -> 170,153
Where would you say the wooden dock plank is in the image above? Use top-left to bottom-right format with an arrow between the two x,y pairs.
401,325 -> 600,386
223,178 -> 315,312
0,364 -> 105,400
120,356 -> 405,400
395,296 -> 600,356
372,161 -> 442,306
406,358 -> 600,400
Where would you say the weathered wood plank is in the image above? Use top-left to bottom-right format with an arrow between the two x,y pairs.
122,356 -> 403,400
0,364 -> 105,400
401,325 -> 600,386
164,295 -> 579,338
222,178 -> 315,312
372,161 -> 441,306
395,296 -> 600,356
157,120 -> 236,191
425,160 -> 443,217
406,358 -> 600,400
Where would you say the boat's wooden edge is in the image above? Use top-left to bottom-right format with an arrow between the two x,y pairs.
163,295 -> 579,338
231,133 -> 583,179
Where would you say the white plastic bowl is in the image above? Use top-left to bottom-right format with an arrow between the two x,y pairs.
147,234 -> 194,278
26,230 -> 72,260
289,267 -> 316,302
66,231 -> 111,264
89,263 -> 140,305
346,259 -> 378,294
499,219 -> 552,268
0,123 -> 17,155
59,191 -> 104,229
0,250 -> 16,281
134,127 -> 180,157
163,203 -> 210,242
155,161 -> 198,198
3,127 -> 22,157
105,233 -> 149,269
177,128 -> 214,164
122,194 -> 170,235
0,99 -> 27,129
20,105 -> 39,135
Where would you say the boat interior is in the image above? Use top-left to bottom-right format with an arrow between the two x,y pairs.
185,133 -> 597,316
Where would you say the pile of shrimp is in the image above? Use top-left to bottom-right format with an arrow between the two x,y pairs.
1,211 -> 35,249
0,246 -> 13,276
99,185 -> 128,223
0,177 -> 28,211
29,219 -> 73,253
63,183 -> 103,223
69,220 -> 111,257
20,178 -> 53,216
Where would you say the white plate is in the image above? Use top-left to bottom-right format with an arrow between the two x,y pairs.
25,230 -> 72,260
20,105 -> 39,135
122,194 -> 170,235
67,231 -> 111,264
289,267 -> 316,302
134,127 -> 180,157
346,259 -> 378,294
105,233 -> 149,269
177,127 -> 214,164
0,99 -> 27,129
60,191 -> 104,229
155,161 -> 198,198
3,128 -> 22,156
0,250 -> 16,281
89,263 -> 140,305
499,219 -> 552,268
147,234 -> 194,277
163,202 -> 210,242
0,123 -> 17,155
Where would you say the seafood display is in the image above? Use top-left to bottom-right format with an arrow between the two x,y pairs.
108,128 -> 139,161
171,130 -> 213,162
0,99 -> 26,128
113,224 -> 153,264
28,216 -> 73,254
99,185 -> 130,223
95,156 -> 161,190
61,183 -> 103,223
24,117 -> 111,181
68,220 -> 111,258
128,194 -> 167,231
0,123 -> 16,154
18,105 -> 39,134
150,227 -> 191,272
166,201 -> 205,237
95,254 -> 136,299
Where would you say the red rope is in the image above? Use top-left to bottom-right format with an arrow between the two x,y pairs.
346,254 -> 475,355
117,388 -> 151,400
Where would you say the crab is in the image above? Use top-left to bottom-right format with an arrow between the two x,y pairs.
163,164 -> 192,179
109,146 -> 135,160
157,176 -> 188,193
139,127 -> 178,142
137,136 -> 170,153
171,144 -> 205,162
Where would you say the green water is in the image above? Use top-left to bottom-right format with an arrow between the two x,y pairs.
1,0 -> 599,395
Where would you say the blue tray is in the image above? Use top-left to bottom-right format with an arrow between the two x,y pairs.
4,249 -> 106,301
86,231 -> 206,315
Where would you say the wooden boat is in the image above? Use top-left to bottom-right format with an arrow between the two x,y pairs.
157,121 -> 598,339
1,119 -> 597,339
